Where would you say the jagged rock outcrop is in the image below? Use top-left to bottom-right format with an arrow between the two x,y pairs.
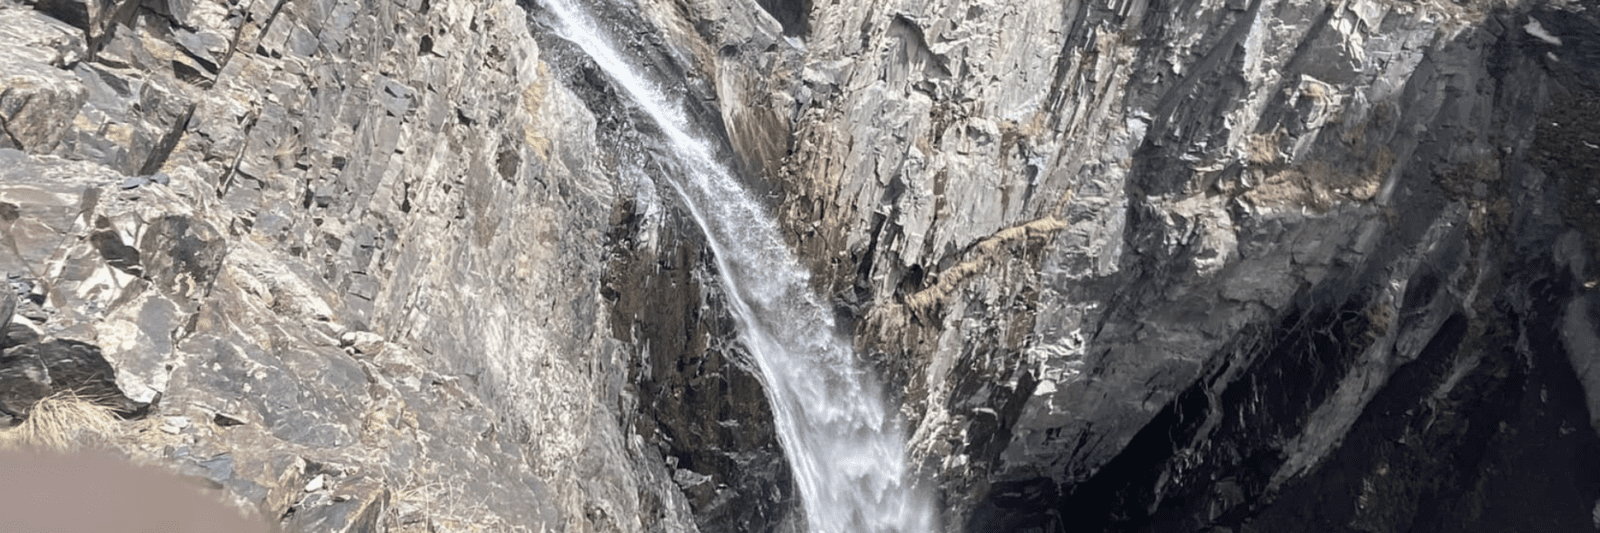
0,0 -> 710,530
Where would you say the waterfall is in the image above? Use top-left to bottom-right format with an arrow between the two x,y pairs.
537,1 -> 935,531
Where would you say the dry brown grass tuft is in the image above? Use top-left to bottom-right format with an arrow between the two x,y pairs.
1246,131 -> 1285,167
0,390 -> 121,452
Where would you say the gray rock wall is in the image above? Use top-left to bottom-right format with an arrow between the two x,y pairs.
0,0 -> 706,530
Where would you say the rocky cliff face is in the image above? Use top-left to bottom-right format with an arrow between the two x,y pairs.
0,0 -> 1596,530
617,0 -> 1600,530
0,0 -> 703,530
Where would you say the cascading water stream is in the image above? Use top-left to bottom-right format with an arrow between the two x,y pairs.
536,1 -> 935,531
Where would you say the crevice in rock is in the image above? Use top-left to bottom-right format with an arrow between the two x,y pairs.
215,0 -> 292,75
138,103 -> 194,176
217,111 -> 259,199
752,0 -> 810,38
85,0 -> 144,62
0,111 -> 25,152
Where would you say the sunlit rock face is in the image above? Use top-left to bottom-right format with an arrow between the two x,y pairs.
1,0 -> 1597,530
0,0 -> 700,530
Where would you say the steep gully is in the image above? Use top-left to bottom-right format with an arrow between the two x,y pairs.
535,0 -> 935,531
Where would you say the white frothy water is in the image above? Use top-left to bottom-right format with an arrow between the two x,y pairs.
538,2 -> 936,531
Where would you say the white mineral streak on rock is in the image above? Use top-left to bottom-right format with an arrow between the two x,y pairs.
1563,295 -> 1600,432
1525,18 -> 1563,46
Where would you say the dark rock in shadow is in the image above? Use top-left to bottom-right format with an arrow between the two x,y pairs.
753,0 -> 811,37
0,293 -> 145,420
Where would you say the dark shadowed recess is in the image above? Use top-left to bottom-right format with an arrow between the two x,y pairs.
969,270 -> 1600,533
754,0 -> 811,37
967,283 -> 1394,532
1236,275 -> 1600,533
967,3 -> 1600,532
